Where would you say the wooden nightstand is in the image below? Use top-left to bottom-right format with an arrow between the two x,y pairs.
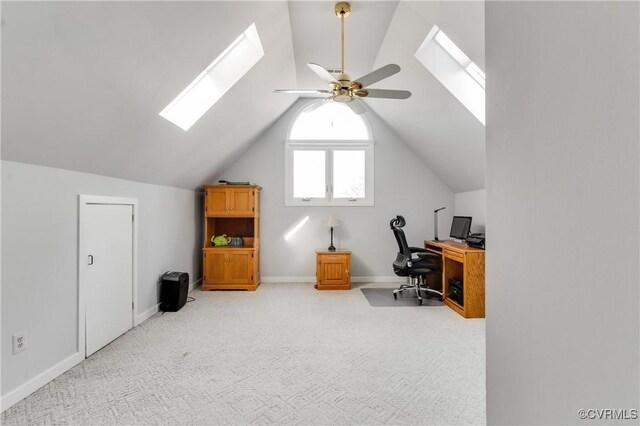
315,250 -> 351,290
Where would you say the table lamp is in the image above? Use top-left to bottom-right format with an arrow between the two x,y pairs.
434,207 -> 446,241
326,215 -> 341,251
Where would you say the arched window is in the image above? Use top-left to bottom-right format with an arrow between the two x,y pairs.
289,102 -> 371,140
285,101 -> 374,206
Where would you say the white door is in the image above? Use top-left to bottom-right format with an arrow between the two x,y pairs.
84,204 -> 133,356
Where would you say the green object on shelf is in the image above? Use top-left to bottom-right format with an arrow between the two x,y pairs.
211,234 -> 231,247
218,180 -> 250,185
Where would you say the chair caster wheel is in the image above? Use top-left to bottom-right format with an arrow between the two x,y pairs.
393,292 -> 398,300
417,299 -> 423,305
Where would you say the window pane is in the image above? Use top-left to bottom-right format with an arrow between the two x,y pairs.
293,150 -> 326,198
289,102 -> 369,140
333,150 -> 365,198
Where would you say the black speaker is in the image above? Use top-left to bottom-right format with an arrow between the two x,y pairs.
160,271 -> 189,312
448,277 -> 464,306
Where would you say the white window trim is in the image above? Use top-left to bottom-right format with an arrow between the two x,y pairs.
285,140 -> 374,207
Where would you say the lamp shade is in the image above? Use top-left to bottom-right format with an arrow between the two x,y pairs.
326,215 -> 341,228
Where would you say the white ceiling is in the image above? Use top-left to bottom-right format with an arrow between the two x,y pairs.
287,1 -> 398,89
1,1 -> 485,192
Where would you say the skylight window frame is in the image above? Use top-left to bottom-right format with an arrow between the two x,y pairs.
159,23 -> 264,131
427,25 -> 486,90
415,25 -> 486,125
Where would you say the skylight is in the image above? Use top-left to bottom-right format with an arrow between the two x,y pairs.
159,23 -> 264,131
415,25 -> 485,125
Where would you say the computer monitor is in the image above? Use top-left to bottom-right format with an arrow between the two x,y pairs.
450,216 -> 472,240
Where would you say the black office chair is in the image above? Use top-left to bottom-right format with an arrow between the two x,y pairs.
390,215 -> 443,305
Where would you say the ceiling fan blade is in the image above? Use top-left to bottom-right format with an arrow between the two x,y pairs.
274,89 -> 332,97
353,64 -> 401,88
307,63 -> 339,84
361,89 -> 412,100
346,99 -> 367,115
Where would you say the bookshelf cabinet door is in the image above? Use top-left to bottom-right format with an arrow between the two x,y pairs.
206,188 -> 228,216
204,251 -> 226,285
229,188 -> 254,216
228,251 -> 253,284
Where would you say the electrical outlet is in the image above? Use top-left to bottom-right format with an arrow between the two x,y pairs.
13,331 -> 26,355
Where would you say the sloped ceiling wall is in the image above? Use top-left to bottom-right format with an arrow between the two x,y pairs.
1,1 -> 297,189
1,1 -> 485,192
365,1 -> 485,192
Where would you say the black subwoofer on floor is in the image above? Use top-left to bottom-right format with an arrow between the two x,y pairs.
448,277 -> 464,306
160,271 -> 189,312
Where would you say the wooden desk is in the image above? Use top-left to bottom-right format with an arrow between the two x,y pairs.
424,240 -> 485,318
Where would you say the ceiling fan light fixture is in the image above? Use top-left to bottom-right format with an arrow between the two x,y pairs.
333,92 -> 353,103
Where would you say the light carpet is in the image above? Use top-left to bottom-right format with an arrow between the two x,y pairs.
2,283 -> 486,425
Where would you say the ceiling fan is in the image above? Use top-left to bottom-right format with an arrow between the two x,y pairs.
274,2 -> 411,114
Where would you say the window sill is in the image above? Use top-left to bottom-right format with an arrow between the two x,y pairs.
285,199 -> 374,207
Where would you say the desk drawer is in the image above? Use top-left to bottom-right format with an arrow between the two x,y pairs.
443,249 -> 464,262
319,254 -> 348,263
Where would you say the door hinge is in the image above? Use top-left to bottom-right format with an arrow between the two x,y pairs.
252,207 -> 255,212
132,301 -> 134,310
132,214 -> 134,222
251,252 -> 254,258
205,206 -> 207,212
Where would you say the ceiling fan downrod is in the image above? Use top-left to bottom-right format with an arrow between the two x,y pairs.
335,2 -> 350,74
335,2 -> 351,83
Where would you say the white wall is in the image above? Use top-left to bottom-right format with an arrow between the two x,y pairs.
217,100 -> 454,279
1,161 -> 202,405
454,189 -> 485,234
486,2 -> 639,424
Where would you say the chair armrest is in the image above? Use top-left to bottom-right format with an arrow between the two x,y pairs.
409,246 -> 427,253
416,252 -> 441,260
412,254 -> 440,270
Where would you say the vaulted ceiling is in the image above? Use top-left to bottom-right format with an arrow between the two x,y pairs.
1,1 -> 485,192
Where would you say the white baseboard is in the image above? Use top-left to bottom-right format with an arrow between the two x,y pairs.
135,278 -> 203,325
261,276 -> 405,283
2,278 -> 204,413
135,303 -> 160,326
1,352 -> 84,412
189,277 -> 202,292
351,276 -> 406,283
262,276 -> 316,283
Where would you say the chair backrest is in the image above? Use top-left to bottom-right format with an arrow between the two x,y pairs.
390,215 -> 411,275
390,215 -> 411,257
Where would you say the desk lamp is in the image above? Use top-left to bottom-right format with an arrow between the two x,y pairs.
434,207 -> 446,241
326,215 -> 341,251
